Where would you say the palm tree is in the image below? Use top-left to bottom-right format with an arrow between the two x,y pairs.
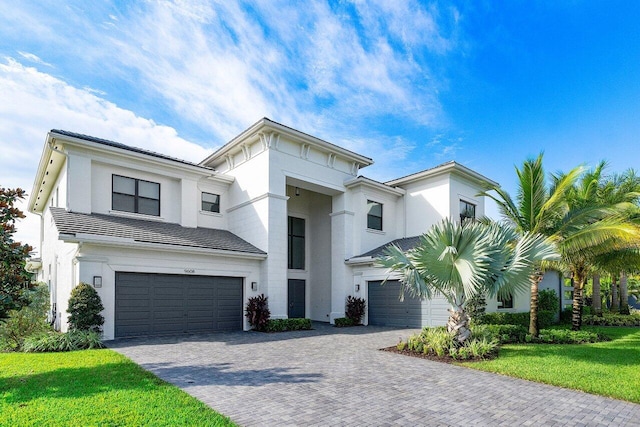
478,153 -> 582,336
377,219 -> 558,344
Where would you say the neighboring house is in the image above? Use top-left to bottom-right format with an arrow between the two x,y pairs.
30,118 -> 510,340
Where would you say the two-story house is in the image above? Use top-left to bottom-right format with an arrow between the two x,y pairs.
29,118 -> 524,340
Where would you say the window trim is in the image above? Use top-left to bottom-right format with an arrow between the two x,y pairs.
367,200 -> 383,231
498,293 -> 514,309
460,199 -> 476,223
112,174 -> 161,217
201,192 -> 221,213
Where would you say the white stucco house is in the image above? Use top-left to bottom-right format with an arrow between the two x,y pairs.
29,118 -> 544,340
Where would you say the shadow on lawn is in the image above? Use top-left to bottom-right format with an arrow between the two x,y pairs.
140,361 -> 323,387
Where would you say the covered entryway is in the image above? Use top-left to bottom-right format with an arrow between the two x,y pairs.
115,272 -> 243,338
368,280 -> 423,328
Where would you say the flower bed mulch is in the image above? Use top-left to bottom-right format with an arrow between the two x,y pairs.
380,346 -> 498,363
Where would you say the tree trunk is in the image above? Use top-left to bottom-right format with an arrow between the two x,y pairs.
447,306 -> 471,346
620,272 -> 630,315
571,270 -> 586,331
592,274 -> 603,317
611,276 -> 619,312
529,272 -> 544,336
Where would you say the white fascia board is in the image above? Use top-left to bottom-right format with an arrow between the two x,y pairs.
51,132 -> 234,184
29,133 -> 67,213
344,176 -> 405,196
344,256 -> 375,265
386,162 -> 499,188
201,118 -> 374,168
59,233 -> 267,260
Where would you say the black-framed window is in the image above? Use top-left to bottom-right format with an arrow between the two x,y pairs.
460,200 -> 476,223
498,293 -> 514,309
367,200 -> 383,231
288,216 -> 305,270
112,175 -> 160,216
201,192 -> 220,213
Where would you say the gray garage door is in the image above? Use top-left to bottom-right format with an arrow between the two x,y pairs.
115,272 -> 243,338
368,280 -> 423,328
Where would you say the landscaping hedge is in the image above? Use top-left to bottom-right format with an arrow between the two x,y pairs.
334,317 -> 355,327
477,310 -> 556,329
264,318 -> 312,332
582,313 -> 640,327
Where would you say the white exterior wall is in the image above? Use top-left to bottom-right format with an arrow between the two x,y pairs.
402,175 -> 450,236
450,174 -> 486,220
73,244 -> 262,340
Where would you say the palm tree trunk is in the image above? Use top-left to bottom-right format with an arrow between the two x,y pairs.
571,270 -> 586,331
592,274 -> 603,317
611,276 -> 619,312
447,306 -> 471,345
620,272 -> 630,315
529,271 -> 544,336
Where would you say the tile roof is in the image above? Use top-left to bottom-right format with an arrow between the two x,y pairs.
51,129 -> 213,170
50,207 -> 265,255
353,235 -> 422,259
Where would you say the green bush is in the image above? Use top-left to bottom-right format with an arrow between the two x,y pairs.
245,294 -> 270,331
401,326 -> 497,359
538,289 -> 559,313
22,330 -> 105,352
264,318 -> 312,332
449,338 -> 498,360
477,310 -> 556,329
560,307 -> 573,324
533,329 -> 606,344
345,296 -> 366,325
471,324 -> 528,344
0,283 -> 51,351
334,317 -> 355,327
67,283 -> 104,332
583,313 -> 640,327
465,292 -> 486,321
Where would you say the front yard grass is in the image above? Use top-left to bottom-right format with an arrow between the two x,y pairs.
0,349 -> 235,426
459,326 -> 640,404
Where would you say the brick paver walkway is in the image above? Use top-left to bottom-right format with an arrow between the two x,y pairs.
109,323 -> 640,426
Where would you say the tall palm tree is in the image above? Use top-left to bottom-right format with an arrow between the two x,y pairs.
478,153 -> 582,336
377,219 -> 558,344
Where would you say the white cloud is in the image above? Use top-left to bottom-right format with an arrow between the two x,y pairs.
18,51 -> 52,67
0,58 -> 212,255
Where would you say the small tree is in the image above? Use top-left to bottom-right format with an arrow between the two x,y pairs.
464,291 -> 486,322
67,283 -> 104,332
1,187 -> 34,320
245,294 -> 270,331
345,296 -> 366,325
0,283 -> 50,351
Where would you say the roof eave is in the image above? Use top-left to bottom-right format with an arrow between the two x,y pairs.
386,162 -> 499,188
344,176 -> 405,196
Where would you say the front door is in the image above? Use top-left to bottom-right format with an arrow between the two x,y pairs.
288,279 -> 305,318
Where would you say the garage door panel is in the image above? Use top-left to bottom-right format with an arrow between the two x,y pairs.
368,280 -> 423,328
115,272 -> 243,338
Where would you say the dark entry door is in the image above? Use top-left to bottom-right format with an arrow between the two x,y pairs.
288,279 -> 305,318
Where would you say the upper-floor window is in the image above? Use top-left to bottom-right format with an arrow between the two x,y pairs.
367,200 -> 383,231
460,200 -> 476,223
201,192 -> 220,213
288,216 -> 305,269
112,175 -> 160,216
498,293 -> 514,309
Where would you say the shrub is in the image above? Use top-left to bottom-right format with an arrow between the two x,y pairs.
465,292 -> 486,321
67,283 -> 104,332
400,326 -> 497,360
533,329 -> 606,344
334,317 -> 355,327
264,318 -> 312,332
345,296 -> 366,325
538,289 -> 559,313
471,324 -> 528,344
560,307 -> 573,324
477,310 -> 556,329
245,294 -> 270,331
22,330 -> 104,352
0,283 -> 51,351
450,338 -> 498,360
582,313 -> 640,327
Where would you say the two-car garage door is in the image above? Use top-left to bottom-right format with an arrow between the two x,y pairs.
115,272 -> 243,338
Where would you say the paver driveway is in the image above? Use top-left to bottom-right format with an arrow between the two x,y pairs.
109,323 -> 640,426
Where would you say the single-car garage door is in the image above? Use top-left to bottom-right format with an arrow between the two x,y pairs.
115,272 -> 243,338
368,280 -> 423,328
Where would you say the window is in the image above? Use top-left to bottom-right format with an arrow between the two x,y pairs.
367,200 -> 383,231
201,192 -> 220,213
460,200 -> 476,223
112,175 -> 160,216
498,293 -> 514,309
288,216 -> 305,269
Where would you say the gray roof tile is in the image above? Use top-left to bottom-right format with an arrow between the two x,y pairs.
50,207 -> 266,255
353,235 -> 422,259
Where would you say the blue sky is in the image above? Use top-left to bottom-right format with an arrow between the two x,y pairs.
1,1 -> 639,253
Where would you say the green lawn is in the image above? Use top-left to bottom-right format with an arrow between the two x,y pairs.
460,327 -> 640,403
0,349 -> 236,426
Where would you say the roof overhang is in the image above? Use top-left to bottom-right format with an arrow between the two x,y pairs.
385,161 -> 499,188
200,117 -> 374,169
344,176 -> 405,196
59,233 -> 267,260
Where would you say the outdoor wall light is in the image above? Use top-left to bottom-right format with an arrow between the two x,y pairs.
295,187 -> 300,196
251,281 -> 258,291
355,283 -> 360,292
93,276 -> 102,288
